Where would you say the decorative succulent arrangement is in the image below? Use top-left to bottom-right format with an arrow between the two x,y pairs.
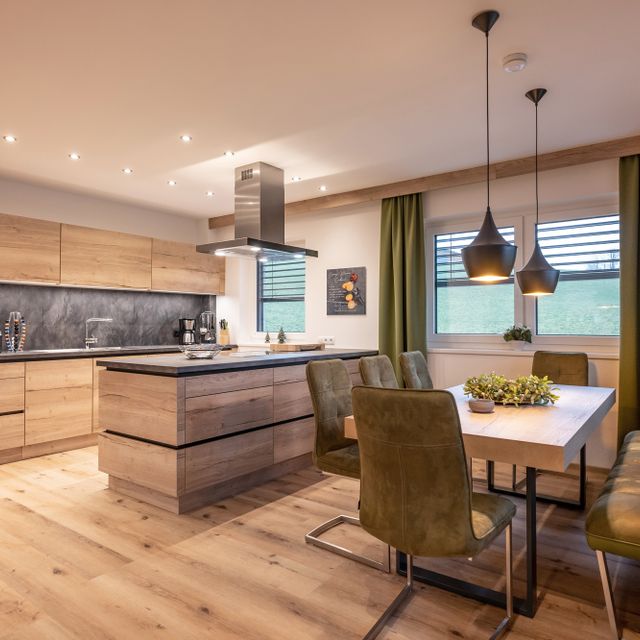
464,372 -> 559,406
502,324 -> 532,343
463,373 -> 509,402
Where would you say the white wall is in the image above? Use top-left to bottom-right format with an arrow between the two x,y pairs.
424,159 -> 618,221
0,175 -> 206,243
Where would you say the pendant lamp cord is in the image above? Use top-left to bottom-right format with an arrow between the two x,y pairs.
485,32 -> 490,210
535,99 -> 539,226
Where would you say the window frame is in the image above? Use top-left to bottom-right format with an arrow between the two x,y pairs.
427,200 -> 620,350
256,256 -> 306,334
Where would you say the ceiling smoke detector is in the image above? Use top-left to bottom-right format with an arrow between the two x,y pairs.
503,52 -> 528,73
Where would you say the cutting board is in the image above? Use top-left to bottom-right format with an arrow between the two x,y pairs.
269,343 -> 326,352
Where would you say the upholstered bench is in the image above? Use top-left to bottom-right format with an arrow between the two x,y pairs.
586,430 -> 640,639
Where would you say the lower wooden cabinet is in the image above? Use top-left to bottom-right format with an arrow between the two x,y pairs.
0,413 -> 24,451
185,385 -> 273,441
274,417 -> 314,464
25,359 -> 93,445
185,429 -> 274,492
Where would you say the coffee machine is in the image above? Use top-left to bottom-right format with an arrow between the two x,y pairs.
178,318 -> 197,345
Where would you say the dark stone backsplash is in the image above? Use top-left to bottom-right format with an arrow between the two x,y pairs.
0,284 -> 215,351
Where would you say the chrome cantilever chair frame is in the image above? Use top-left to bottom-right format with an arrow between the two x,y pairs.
305,514 -> 391,573
595,550 -> 622,640
363,524 -> 513,640
304,359 -> 391,573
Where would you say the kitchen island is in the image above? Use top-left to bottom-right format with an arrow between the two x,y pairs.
97,348 -> 375,513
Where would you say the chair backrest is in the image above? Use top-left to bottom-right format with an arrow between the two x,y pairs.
399,350 -> 433,389
306,359 -> 354,462
359,355 -> 399,388
352,386 -> 476,557
531,351 -> 588,386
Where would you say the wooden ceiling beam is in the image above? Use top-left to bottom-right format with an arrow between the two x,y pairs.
208,134 -> 640,228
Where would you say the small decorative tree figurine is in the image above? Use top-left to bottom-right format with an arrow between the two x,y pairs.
277,327 -> 286,344
265,331 -> 271,343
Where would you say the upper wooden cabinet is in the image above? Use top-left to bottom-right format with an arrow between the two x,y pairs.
0,213 -> 60,283
151,239 -> 225,294
0,213 -> 226,294
60,224 -> 152,289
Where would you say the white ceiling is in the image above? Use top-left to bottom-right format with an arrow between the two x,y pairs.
1,0 -> 638,219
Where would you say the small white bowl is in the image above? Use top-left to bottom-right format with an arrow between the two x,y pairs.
469,398 -> 495,414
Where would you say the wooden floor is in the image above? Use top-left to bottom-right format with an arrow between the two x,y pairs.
0,447 -> 637,639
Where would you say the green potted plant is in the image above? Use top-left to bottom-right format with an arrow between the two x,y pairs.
464,373 -> 559,411
463,372 -> 508,413
502,324 -> 532,350
504,375 -> 559,406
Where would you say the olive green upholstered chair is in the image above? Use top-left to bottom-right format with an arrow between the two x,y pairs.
352,386 -> 515,639
359,355 -> 399,388
530,352 -> 589,496
490,351 -> 590,499
586,430 -> 640,639
532,350 -> 588,386
304,359 -> 390,572
399,350 -> 433,390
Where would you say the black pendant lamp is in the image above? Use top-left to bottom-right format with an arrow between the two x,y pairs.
462,10 -> 517,282
516,88 -> 559,296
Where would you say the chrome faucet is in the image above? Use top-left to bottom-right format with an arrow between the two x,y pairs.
85,317 -> 113,349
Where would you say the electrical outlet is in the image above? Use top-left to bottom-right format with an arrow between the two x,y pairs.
318,335 -> 335,345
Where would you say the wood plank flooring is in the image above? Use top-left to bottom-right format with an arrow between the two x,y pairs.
0,448 -> 637,639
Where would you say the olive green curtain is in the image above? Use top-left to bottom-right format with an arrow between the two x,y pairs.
379,193 -> 427,380
618,154 -> 640,447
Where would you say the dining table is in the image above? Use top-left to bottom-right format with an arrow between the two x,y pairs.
343,383 -> 616,618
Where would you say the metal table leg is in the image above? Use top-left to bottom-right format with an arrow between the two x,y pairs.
487,445 -> 587,510
397,466 -> 539,618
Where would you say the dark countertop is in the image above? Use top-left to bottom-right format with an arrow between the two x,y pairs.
0,344 -> 185,363
97,348 -> 377,376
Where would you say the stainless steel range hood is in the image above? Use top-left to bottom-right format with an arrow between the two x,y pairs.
196,162 -> 318,262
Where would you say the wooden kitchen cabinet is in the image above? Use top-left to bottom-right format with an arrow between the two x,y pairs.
0,362 -> 25,414
60,224 -> 152,289
151,239 -> 225,294
0,362 -> 25,451
273,364 -> 313,422
0,213 -> 61,283
0,414 -> 25,451
25,359 -> 93,445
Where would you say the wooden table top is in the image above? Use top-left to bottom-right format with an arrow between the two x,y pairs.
344,384 -> 616,472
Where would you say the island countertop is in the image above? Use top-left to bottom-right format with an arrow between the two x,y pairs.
96,347 -> 377,376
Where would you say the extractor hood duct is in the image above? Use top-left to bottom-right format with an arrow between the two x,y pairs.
196,162 -> 318,262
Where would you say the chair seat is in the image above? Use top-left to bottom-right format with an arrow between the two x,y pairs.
317,443 -> 360,479
586,431 -> 640,561
471,492 -> 517,547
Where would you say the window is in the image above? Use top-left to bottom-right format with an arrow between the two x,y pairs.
536,215 -> 620,336
434,227 -> 515,334
257,258 -> 305,332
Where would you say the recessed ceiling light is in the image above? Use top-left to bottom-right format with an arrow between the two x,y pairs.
214,250 -> 227,256
224,150 -> 235,157
3,135 -> 17,144
68,152 -> 81,161
122,167 -> 133,174
249,247 -> 261,252
180,134 -> 192,143
205,191 -> 215,197
167,180 -> 177,186
319,185 -> 327,192
291,176 -> 302,182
